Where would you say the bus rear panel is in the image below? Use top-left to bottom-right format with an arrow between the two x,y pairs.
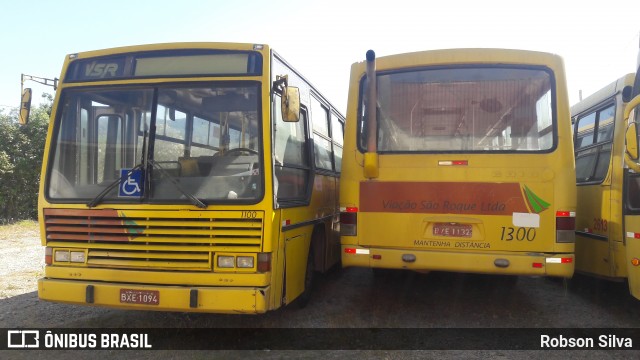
340,49 -> 576,278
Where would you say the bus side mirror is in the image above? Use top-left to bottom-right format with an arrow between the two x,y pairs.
623,94 -> 640,173
19,88 -> 32,125
624,94 -> 640,124
281,86 -> 300,122
624,94 -> 640,160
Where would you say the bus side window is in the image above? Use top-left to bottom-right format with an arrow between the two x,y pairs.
277,138 -> 300,198
576,113 -> 596,149
574,105 -> 614,183
628,174 -> 640,209
274,97 -> 310,200
331,112 -> 344,172
310,96 -> 333,171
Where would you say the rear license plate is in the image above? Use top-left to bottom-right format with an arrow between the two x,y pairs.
433,223 -> 472,238
120,289 -> 159,305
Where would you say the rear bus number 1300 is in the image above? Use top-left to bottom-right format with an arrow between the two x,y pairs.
500,227 -> 536,241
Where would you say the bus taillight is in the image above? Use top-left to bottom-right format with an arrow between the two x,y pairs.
438,160 -> 468,166
556,211 -> 576,243
257,253 -> 271,273
45,247 -> 52,265
340,207 -> 358,236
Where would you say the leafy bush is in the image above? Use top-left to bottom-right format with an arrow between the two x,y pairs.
0,95 -> 52,223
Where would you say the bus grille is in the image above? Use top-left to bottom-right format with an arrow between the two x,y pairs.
43,209 -> 263,271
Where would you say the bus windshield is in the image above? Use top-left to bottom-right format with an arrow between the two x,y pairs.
48,83 -> 262,203
360,67 -> 554,152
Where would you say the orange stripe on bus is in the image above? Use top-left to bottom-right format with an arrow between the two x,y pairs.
359,181 -> 528,215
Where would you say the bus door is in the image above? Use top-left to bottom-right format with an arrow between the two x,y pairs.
574,104 -> 615,278
273,93 -> 313,304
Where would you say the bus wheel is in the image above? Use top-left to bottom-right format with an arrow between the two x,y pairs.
296,248 -> 315,309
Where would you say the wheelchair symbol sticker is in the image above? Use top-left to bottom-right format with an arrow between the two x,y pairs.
119,168 -> 144,197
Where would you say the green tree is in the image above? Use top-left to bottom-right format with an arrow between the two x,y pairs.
0,94 -> 52,223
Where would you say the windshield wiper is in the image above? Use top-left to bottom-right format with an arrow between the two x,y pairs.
86,163 -> 145,208
149,159 -> 207,209
86,161 -> 208,209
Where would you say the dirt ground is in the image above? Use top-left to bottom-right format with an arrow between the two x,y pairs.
1,221 -> 639,358
0,221 -> 43,299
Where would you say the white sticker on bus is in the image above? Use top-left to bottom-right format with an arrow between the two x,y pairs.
512,212 -> 540,228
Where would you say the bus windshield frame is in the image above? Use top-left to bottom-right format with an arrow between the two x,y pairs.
46,81 -> 264,205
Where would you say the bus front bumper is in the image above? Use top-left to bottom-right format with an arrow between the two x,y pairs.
341,245 -> 574,278
38,278 -> 270,314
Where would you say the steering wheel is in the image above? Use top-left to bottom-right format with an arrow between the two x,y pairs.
224,147 -> 259,156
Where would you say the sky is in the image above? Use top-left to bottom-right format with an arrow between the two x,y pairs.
1,0 -> 639,116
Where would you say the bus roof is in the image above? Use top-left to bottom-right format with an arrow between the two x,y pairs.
58,41 -> 345,118
350,48 -> 566,71
65,42 -> 268,59
570,73 -> 635,115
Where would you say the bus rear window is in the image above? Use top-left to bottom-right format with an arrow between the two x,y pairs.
360,66 -> 555,153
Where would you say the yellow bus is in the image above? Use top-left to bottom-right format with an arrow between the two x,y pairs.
27,43 -> 344,313
572,46 -> 640,299
340,49 -> 576,279
626,45 -> 640,299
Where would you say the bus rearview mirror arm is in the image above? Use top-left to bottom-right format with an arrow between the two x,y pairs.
19,73 -> 58,125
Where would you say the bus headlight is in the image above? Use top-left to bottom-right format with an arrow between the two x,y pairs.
237,256 -> 254,268
70,251 -> 86,263
217,256 -> 235,268
54,250 -> 70,262
53,249 -> 86,263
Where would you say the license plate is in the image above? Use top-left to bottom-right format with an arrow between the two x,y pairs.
120,289 -> 159,305
433,223 -> 472,238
